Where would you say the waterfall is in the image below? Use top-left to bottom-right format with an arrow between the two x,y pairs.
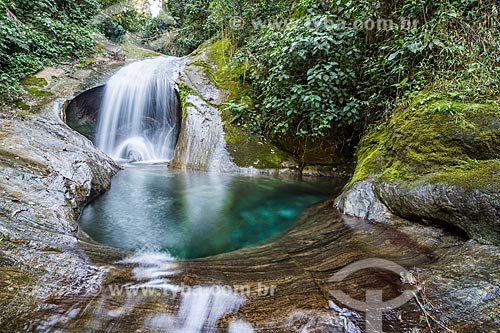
95,57 -> 180,163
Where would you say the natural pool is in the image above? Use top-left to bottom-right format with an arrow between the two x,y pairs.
79,166 -> 340,259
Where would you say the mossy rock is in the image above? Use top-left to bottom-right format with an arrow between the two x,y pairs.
349,91 -> 500,244
26,87 -> 52,97
121,42 -> 162,59
353,92 -> 500,184
427,160 -> 500,192
385,95 -> 500,174
348,126 -> 387,185
21,77 -> 48,87
180,39 -> 293,169
13,100 -> 30,111
224,122 -> 288,168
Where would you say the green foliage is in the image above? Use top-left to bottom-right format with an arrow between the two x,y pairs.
99,18 -> 127,42
164,0 -> 291,55
0,0 -> 100,97
209,0 -> 291,45
164,0 -> 215,55
223,0 -> 500,152
96,1 -> 150,43
245,14 -> 365,139
363,0 -> 500,111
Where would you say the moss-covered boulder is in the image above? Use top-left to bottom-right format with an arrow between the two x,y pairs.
338,91 -> 500,244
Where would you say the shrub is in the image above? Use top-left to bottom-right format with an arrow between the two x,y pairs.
0,0 -> 100,97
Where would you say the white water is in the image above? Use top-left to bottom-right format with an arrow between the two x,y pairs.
96,57 -> 180,163
148,0 -> 162,17
121,252 -> 252,333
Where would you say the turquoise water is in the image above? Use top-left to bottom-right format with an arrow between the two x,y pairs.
79,166 -> 339,259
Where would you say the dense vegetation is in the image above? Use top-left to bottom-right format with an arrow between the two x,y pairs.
2,0 -> 499,161
0,0 -> 100,95
0,0 -> 162,97
164,0 -> 500,155
251,1 -> 498,141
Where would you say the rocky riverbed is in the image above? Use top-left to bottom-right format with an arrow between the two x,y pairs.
0,40 -> 499,332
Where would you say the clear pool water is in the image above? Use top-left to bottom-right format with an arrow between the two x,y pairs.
79,166 -> 338,259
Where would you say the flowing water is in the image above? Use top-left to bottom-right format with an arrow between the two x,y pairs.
73,56 -> 351,332
95,57 -> 180,163
79,166 -> 337,259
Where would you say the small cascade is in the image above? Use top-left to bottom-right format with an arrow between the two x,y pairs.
95,57 -> 180,163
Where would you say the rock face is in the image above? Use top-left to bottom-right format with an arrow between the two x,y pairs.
0,99 -> 120,331
338,91 -> 500,244
377,180 -> 500,243
169,51 -> 238,172
335,178 -> 392,222
65,85 -> 105,142
0,40 -> 158,331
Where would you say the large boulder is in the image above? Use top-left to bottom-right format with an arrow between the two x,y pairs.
337,91 -> 500,244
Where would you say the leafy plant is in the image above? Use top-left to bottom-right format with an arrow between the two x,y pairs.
245,15 -> 366,139
0,0 -> 100,97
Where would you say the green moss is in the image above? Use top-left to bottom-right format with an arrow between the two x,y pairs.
121,43 -> 161,59
95,42 -> 105,54
14,100 -> 30,111
188,59 -> 213,71
76,57 -> 95,69
14,111 -> 34,117
224,121 -> 288,168
26,87 -> 52,97
196,38 -> 251,101
470,130 -> 500,160
426,160 -> 500,192
349,91 -> 500,186
348,126 -> 388,185
141,51 -> 162,57
390,93 -> 499,171
178,82 -> 198,118
21,77 -> 47,87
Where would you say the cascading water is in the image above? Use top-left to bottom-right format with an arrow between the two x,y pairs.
95,57 -> 180,163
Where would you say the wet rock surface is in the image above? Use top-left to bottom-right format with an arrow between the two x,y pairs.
377,180 -> 500,245
170,49 -> 238,172
0,105 -> 120,330
65,85 -> 105,142
24,201 -> 434,332
0,40 -> 157,331
338,179 -> 500,331
25,197 -> 500,333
